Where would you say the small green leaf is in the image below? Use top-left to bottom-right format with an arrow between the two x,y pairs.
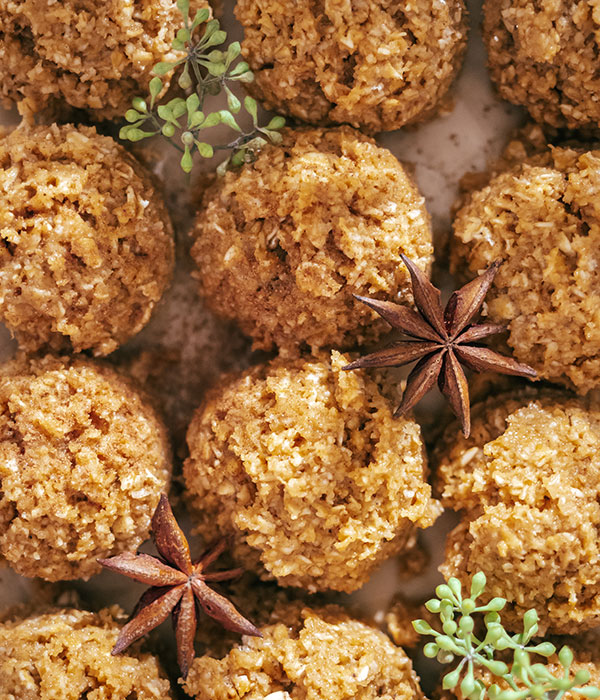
202,112 -> 221,128
226,89 -> 241,114
206,61 -> 227,77
229,61 -> 250,77
412,619 -> 433,635
267,115 -> 286,130
176,0 -> 190,16
227,42 -> 242,63
119,126 -> 132,140
170,98 -> 187,119
149,77 -> 163,102
448,578 -> 463,600
219,110 -> 241,132
244,96 -> 258,123
202,19 -> 220,39
189,111 -> 206,127
207,49 -> 224,62
186,93 -> 200,115
157,104 -> 173,121
237,69 -> 255,83
486,598 -> 507,612
191,7 -> 211,30
195,141 -> 214,158
162,123 -> 176,138
177,27 -> 190,43
425,599 -> 441,614
230,150 -> 245,168
181,147 -> 194,173
204,29 -> 227,48
172,38 -> 186,51
154,61 -> 176,76
577,688 -> 600,698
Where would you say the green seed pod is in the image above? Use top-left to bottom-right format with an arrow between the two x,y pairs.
442,668 -> 462,690
438,650 -> 455,665
459,615 -> 474,635
125,109 -> 141,123
181,131 -> 194,147
443,620 -> 457,636
486,660 -> 509,676
574,670 -> 592,685
448,578 -> 462,600
460,671 -> 476,698
132,97 -> 147,113
436,584 -> 455,602
559,646 -> 575,669
425,599 -> 441,614
180,147 -> 194,173
423,643 -> 439,658
162,123 -> 176,138
530,642 -> 555,657
461,598 -> 476,615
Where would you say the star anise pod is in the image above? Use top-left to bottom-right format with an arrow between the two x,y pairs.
99,494 -> 261,678
344,255 -> 536,437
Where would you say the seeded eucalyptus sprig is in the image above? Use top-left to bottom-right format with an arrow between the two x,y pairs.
120,0 -> 285,173
413,573 -> 600,700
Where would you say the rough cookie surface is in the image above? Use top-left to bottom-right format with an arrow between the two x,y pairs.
452,147 -> 600,393
184,602 -> 425,700
484,0 -> 600,131
0,0 -> 210,121
236,0 -> 467,132
184,351 -> 440,593
0,354 -> 171,581
435,389 -> 600,634
0,607 -> 173,699
192,127 -> 433,354
0,124 -> 174,356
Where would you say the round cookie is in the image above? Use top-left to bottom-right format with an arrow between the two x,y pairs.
184,350 -> 440,593
235,0 -> 467,132
484,0 -> 600,131
0,123 -> 174,356
0,0 -> 211,121
0,606 -> 173,699
184,601 -> 426,700
452,146 -> 600,393
435,388 -> 600,634
191,127 -> 433,354
0,354 -> 171,581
